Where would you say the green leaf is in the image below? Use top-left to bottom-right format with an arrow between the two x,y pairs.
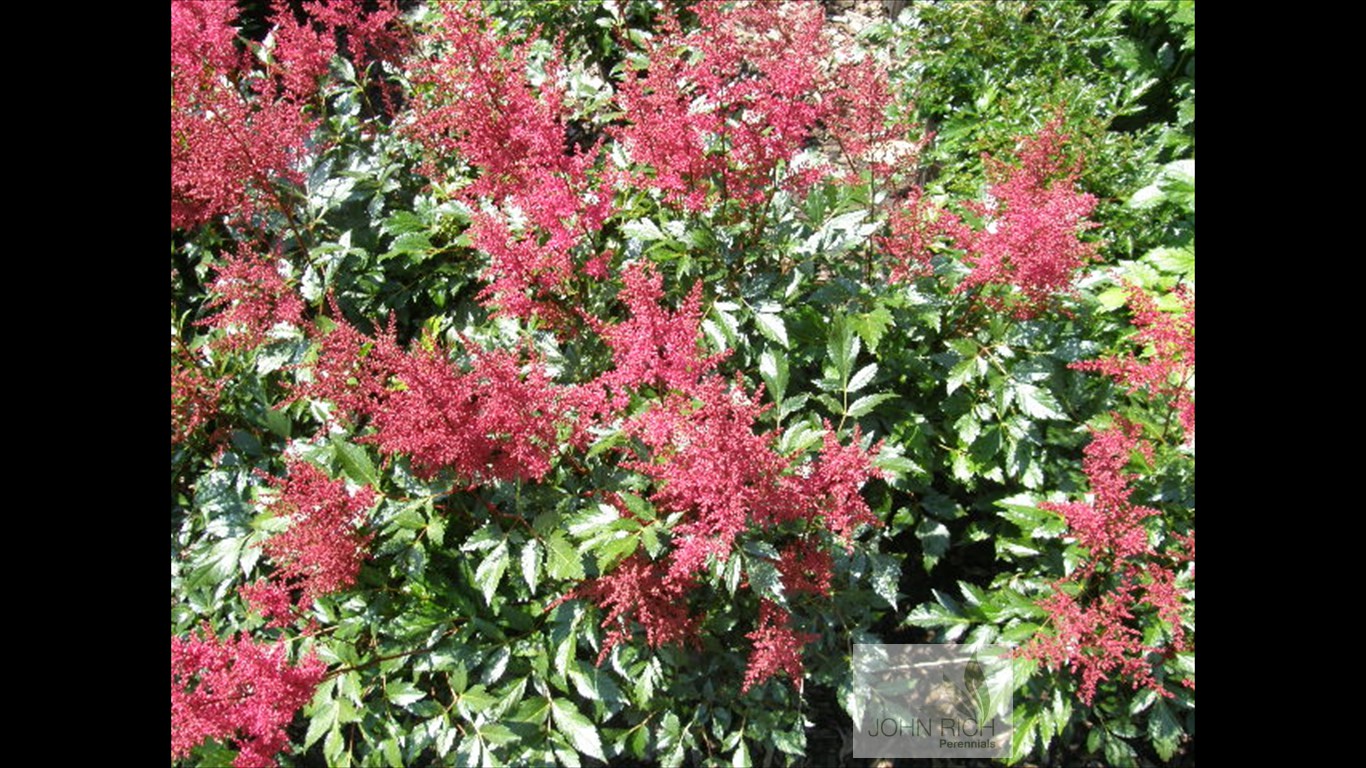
659,711 -> 685,767
622,218 -> 666,242
381,210 -> 426,235
385,231 -> 434,259
387,680 -> 427,707
568,504 -> 621,538
759,348 -> 789,404
869,552 -> 901,609
474,540 -> 509,606
846,392 -> 894,419
853,305 -> 894,355
947,356 -> 979,395
916,518 -> 950,570
755,312 -> 789,348
1011,712 -> 1037,762
847,363 -> 877,393
305,697 -> 337,749
1144,246 -> 1195,276
324,725 -> 347,766
1148,700 -> 1183,761
1013,382 -> 1064,420
546,532 -> 585,580
521,538 -> 542,595
746,555 -> 786,607
771,726 -> 805,756
1103,732 -> 1138,767
567,659 -> 626,708
332,439 -> 379,488
551,698 -> 606,762
456,685 -> 498,717
731,740 -> 750,768
827,316 -> 859,382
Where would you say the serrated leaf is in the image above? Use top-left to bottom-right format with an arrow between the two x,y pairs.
546,532 -> 585,580
916,518 -> 949,558
869,552 -> 900,609
324,725 -> 347,766
387,680 -> 427,707
567,660 -> 626,708
457,685 -> 498,716
771,727 -> 805,756
846,392 -> 895,419
1103,733 -> 1138,766
453,732 -> 483,766
746,555 -> 786,607
461,523 -> 503,553
305,698 -> 337,749
622,218 -> 666,242
387,231 -> 433,258
1011,713 -> 1037,762
701,318 -> 729,352
567,505 -> 621,538
1144,246 -> 1195,276
853,305 -> 894,355
381,210 -> 425,235
521,538 -> 542,595
847,363 -> 877,393
475,540 -> 509,606
1097,284 -> 1130,311
759,348 -> 789,403
332,440 -> 379,487
755,313 -> 789,348
827,316 -> 859,381
1148,700 -> 1183,761
1014,382 -> 1064,420
947,357 -> 977,395
551,698 -> 606,761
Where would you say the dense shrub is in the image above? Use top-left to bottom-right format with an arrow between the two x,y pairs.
171,1 -> 1194,764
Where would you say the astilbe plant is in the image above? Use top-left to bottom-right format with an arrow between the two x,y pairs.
241,460 -> 377,626
170,0 -> 400,230
594,262 -> 720,406
171,331 -> 223,447
405,1 -> 612,325
612,0 -> 833,211
301,305 -> 576,483
170,0 -> 1195,763
171,626 -> 326,768
743,600 -> 819,692
1024,419 -> 1194,704
201,245 -> 305,353
940,118 -> 1100,317
571,265 -> 883,689
1075,282 -> 1195,441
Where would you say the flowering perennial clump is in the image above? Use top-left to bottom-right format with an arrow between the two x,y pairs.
169,0 -> 1194,761
242,461 -> 376,625
303,307 -> 573,483
171,626 -> 326,768
171,347 -> 222,446
406,1 -> 611,324
202,246 -> 305,353
170,0 -> 400,229
614,0 -> 833,210
743,600 -> 819,692
596,262 -> 719,403
942,119 -> 1099,316
1076,283 -> 1195,441
574,281 -> 882,681
1025,420 -> 1194,703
